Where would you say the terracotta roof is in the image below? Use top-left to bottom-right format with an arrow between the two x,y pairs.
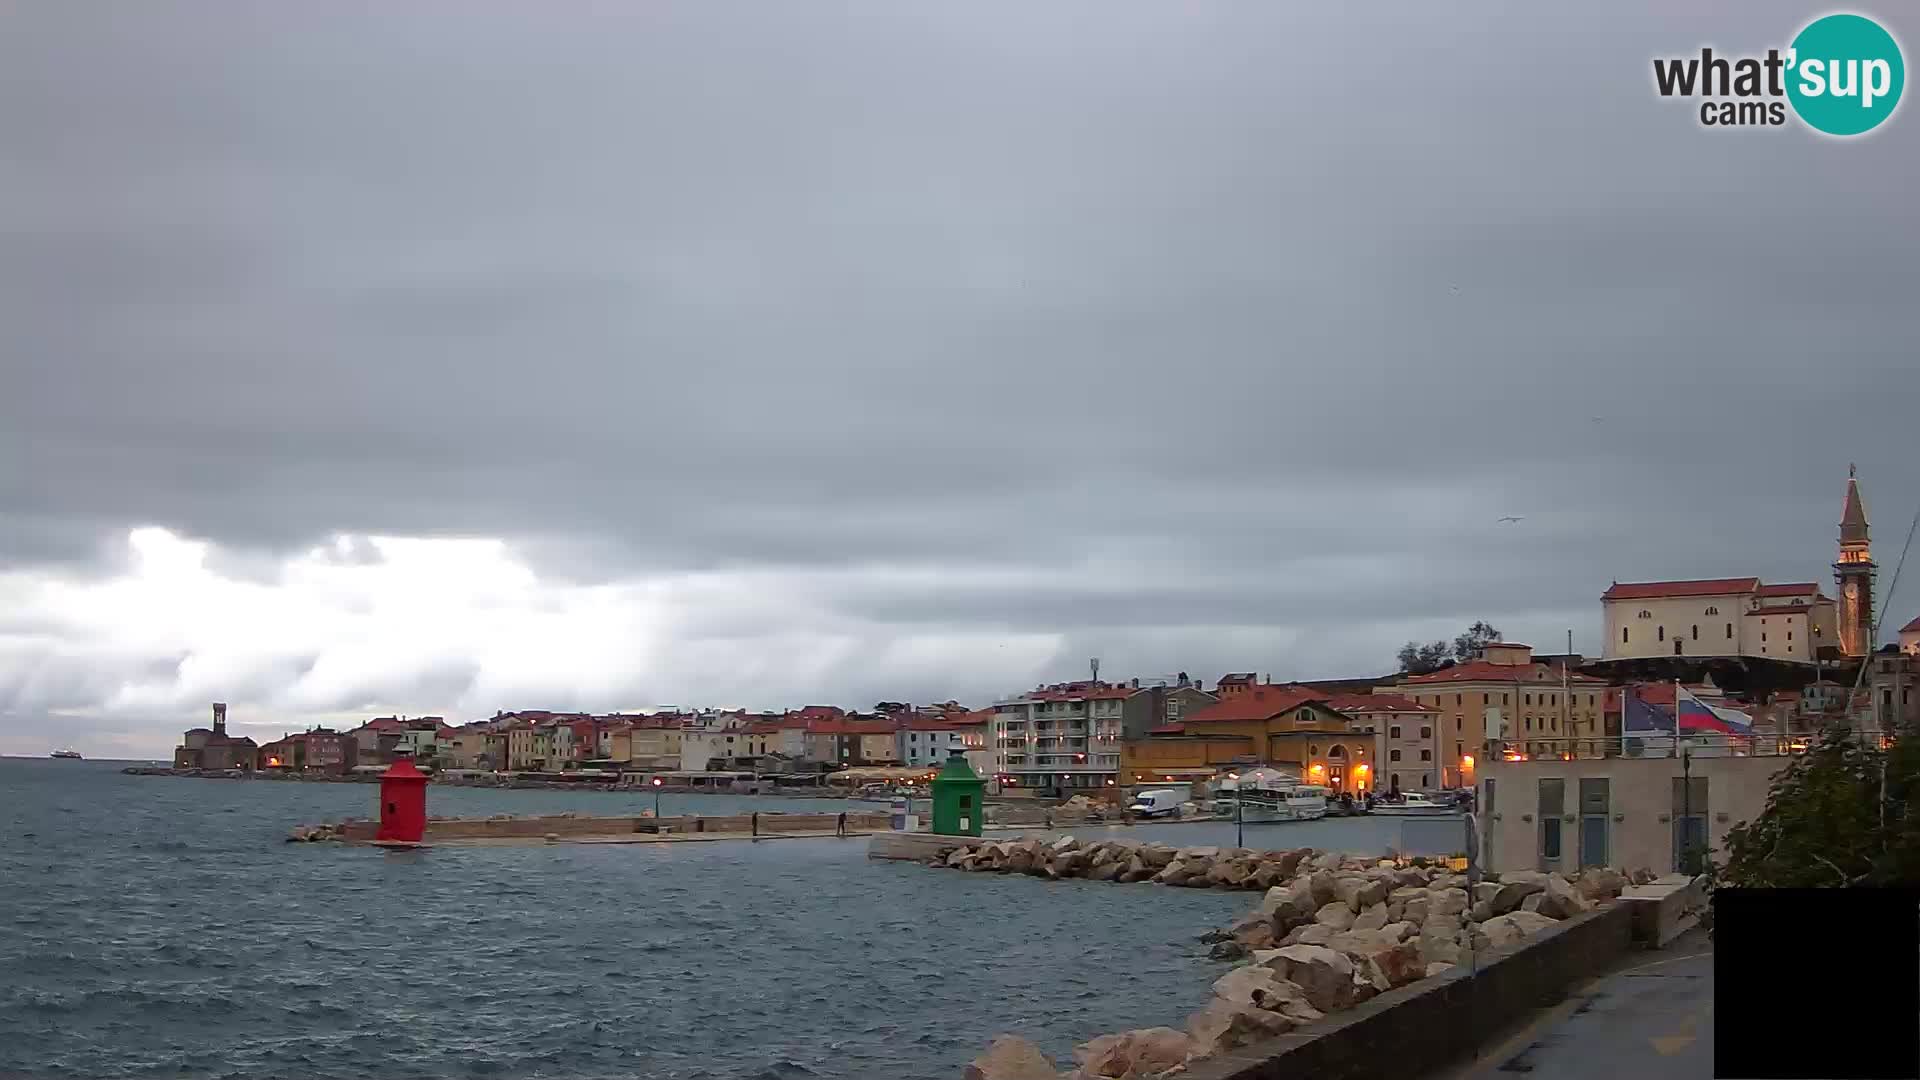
1602,578 -> 1760,600
1182,685 -> 1326,723
1756,582 -> 1821,597
1321,692 -> 1435,714
805,717 -> 898,736
1902,616 -> 1920,633
1400,661 -> 1607,685
1148,722 -> 1187,734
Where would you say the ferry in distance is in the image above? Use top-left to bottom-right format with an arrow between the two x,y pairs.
50,748 -> 83,760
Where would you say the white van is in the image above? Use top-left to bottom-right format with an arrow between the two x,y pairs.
1126,789 -> 1183,818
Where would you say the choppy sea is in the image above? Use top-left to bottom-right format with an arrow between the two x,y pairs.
0,758 -> 1369,1080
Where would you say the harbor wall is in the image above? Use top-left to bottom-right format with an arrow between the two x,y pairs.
1181,903 -> 1637,1080
331,811 -> 892,842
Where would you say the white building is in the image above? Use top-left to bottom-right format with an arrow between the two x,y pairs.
1601,578 -> 1839,663
992,683 -> 1128,793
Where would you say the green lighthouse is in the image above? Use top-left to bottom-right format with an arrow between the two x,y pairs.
929,748 -> 986,836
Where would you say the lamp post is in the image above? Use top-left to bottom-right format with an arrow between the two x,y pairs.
651,775 -> 663,818
1235,784 -> 1244,848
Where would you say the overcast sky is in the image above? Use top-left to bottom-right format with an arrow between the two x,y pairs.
3,2 -> 1916,756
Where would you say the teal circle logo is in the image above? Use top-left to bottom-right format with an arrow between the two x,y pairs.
1787,14 -> 1905,135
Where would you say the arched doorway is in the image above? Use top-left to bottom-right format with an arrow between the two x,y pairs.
1326,744 -> 1348,792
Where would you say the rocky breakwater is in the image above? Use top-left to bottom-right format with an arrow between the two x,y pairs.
953,843 -> 1642,1080
930,835 -> 1312,892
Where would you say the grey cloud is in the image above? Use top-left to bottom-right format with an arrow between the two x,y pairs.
3,1 -> 1918,751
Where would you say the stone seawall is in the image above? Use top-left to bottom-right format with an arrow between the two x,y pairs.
307,811 -> 893,843
1181,905 -> 1635,1080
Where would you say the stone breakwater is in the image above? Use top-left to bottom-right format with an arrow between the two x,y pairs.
286,811 -> 894,843
931,836 -> 1646,1080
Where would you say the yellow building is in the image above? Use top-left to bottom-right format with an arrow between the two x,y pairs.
1120,684 -> 1373,792
1385,642 -> 1609,787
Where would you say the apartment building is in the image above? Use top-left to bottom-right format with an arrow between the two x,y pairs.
1323,693 -> 1441,794
1385,642 -> 1609,789
992,682 -> 1129,793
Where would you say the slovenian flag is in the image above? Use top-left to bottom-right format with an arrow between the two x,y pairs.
1676,686 -> 1753,735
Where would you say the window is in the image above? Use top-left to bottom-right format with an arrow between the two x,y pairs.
1456,693 -> 1463,706
1705,606 -> 1719,616
1658,626 -> 1665,642
1419,725 -> 1432,739
1525,718 -> 1532,730
1762,632 -> 1767,642
1691,624 -> 1698,640
1389,725 -> 1402,739
1391,773 -> 1401,788
1524,694 -> 1532,706
1423,773 -> 1431,787
1726,623 -> 1733,639
1539,778 -> 1565,863
1420,749 -> 1431,761
1482,693 -> 1490,705
1787,631 -> 1793,641
1455,717 -> 1462,732
1503,694 -> 1510,705
1390,749 -> 1402,761
1638,610 -> 1652,619
1623,628 -> 1630,643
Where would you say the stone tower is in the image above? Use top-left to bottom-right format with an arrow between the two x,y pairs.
1834,465 -> 1876,657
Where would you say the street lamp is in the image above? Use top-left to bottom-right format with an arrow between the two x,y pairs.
651,775 -> 663,818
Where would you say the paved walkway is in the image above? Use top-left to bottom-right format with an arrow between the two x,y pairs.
1432,940 -> 1713,1080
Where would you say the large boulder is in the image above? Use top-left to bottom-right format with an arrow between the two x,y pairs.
1575,867 -> 1628,901
1371,940 -> 1426,988
1262,944 -> 1356,1013
1261,877 -> 1318,921
1212,964 -> 1288,1007
1007,848 -> 1037,874
1335,875 -> 1390,912
1352,902 -> 1389,932
1291,923 -> 1336,946
1427,887 -> 1469,917
1537,876 -> 1593,920
1152,860 -> 1192,885
1490,871 -> 1549,915
1401,894 -> 1431,925
1118,855 -> 1151,883
1309,870 -> 1340,908
1087,860 -> 1124,883
1416,933 -> 1463,967
1518,894 -> 1544,914
1186,999 -> 1295,1056
964,1036 -> 1060,1080
1072,1028 -> 1193,1080
1468,900 -> 1495,923
1273,848 -> 1311,878
1314,902 -> 1357,931
1479,911 -> 1561,949
1472,881 -> 1502,905
1425,961 -> 1456,978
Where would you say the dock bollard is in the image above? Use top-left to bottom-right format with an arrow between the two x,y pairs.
889,797 -> 908,831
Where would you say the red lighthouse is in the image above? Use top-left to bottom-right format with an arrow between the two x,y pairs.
374,754 -> 429,844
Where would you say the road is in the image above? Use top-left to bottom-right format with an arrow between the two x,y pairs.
1433,944 -> 1713,1080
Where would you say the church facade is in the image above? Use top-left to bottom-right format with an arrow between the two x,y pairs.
1600,469 -> 1874,664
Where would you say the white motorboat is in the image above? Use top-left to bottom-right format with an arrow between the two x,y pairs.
1371,795 -> 1456,816
1229,784 -> 1330,822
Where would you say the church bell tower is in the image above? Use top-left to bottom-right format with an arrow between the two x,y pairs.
1834,465 -> 1876,657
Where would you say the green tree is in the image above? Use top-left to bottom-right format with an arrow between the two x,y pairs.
1720,728 -> 1920,887
1397,640 -> 1452,675
1452,620 -> 1503,661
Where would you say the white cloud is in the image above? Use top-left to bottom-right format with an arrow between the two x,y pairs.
0,527 -> 1066,755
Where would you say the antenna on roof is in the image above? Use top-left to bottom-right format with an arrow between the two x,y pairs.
1090,657 -> 1101,685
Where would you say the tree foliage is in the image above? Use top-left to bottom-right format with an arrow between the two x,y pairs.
1396,621 -> 1503,674
1720,728 -> 1920,887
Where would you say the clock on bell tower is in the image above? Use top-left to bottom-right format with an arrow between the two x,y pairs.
1834,464 -> 1876,657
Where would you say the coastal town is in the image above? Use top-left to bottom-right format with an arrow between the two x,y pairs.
153,470 -> 1920,876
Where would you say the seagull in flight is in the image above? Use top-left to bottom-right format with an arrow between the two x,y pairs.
1497,515 -> 1525,524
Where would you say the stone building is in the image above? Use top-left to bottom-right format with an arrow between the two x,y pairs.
1120,683 -> 1368,793
1384,643 -> 1609,788
171,703 -> 258,770
1322,693 -> 1440,794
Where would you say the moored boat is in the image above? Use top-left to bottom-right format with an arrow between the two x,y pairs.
1371,794 -> 1455,816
